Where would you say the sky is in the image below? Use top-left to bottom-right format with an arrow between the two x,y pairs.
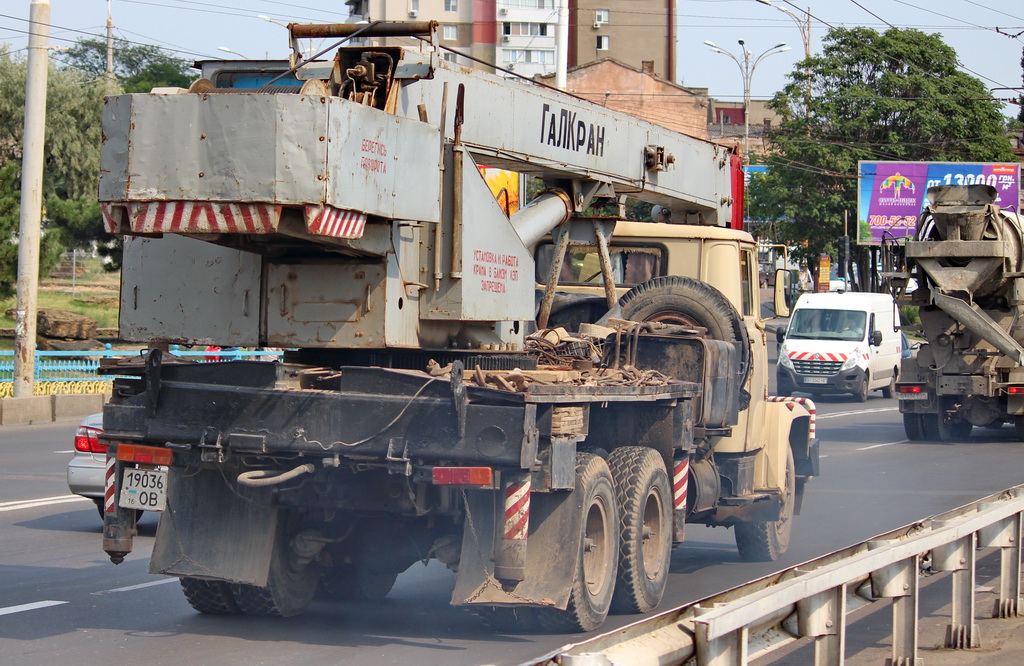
1,0 -> 1022,116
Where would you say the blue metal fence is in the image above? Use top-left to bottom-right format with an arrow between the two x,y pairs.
0,346 -> 282,383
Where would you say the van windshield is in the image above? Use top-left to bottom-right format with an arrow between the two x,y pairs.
788,308 -> 866,342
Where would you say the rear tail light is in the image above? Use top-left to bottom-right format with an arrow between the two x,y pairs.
74,426 -> 107,454
116,443 -> 173,465
896,384 -> 925,394
432,466 -> 493,486
1007,386 -> 1024,394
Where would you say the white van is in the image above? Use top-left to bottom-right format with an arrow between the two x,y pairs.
776,292 -> 902,401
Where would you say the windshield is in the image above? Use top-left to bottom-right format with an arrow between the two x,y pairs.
788,308 -> 866,342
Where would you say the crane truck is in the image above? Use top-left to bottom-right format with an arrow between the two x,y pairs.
97,21 -> 818,631
895,184 -> 1024,442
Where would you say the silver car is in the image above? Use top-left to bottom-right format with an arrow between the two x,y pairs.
66,412 -> 109,519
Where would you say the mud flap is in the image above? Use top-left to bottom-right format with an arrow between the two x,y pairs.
452,485 -> 582,609
149,467 -> 278,585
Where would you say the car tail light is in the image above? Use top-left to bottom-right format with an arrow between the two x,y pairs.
432,466 -> 493,486
896,384 -> 925,394
116,443 -> 173,465
74,426 -> 107,454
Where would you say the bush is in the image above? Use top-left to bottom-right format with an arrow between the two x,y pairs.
900,304 -> 919,326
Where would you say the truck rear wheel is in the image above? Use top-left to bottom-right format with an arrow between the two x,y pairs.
618,276 -> 750,382
922,413 -> 952,442
180,577 -> 239,615
903,413 -> 925,441
1014,415 -> 1024,441
230,523 -> 320,617
735,448 -> 794,562
533,453 -> 618,632
607,447 -> 671,614
881,369 -> 897,399
951,420 -> 973,439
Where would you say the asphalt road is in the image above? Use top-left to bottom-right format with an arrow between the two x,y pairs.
3,394 -> 1024,665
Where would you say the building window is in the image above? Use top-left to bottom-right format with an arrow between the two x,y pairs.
596,35 -> 610,51
503,22 -> 549,36
594,9 -> 609,25
502,48 -> 555,65
410,0 -> 419,13
504,0 -> 554,8
445,0 -> 458,10
442,52 -> 457,62
443,25 -> 458,41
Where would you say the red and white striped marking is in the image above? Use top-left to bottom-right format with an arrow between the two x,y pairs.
503,477 -> 531,541
787,350 -> 848,362
103,455 -> 116,514
102,201 -> 283,234
304,204 -> 367,239
672,456 -> 689,513
102,201 -> 367,240
767,395 -> 818,440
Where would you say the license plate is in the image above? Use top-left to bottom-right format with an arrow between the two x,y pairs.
897,393 -> 928,401
803,376 -> 828,385
119,467 -> 167,512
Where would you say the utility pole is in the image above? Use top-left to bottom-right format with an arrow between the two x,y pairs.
555,0 -> 569,90
105,0 -> 114,80
14,0 -> 50,397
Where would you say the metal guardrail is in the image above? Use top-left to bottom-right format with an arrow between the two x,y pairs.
535,484 -> 1024,665
0,347 -> 282,383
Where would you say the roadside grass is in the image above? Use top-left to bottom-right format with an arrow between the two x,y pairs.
0,254 -> 120,351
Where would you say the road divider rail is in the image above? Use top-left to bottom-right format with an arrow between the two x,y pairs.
534,484 -> 1024,665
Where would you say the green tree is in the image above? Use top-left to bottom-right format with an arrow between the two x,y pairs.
746,27 -> 1015,283
0,47 -> 114,295
58,37 -> 194,92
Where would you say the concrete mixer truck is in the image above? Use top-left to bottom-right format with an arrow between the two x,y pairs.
895,184 -> 1024,441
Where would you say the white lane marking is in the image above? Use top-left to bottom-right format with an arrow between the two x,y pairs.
816,407 -> 899,420
0,600 -> 68,616
0,495 -> 90,512
54,450 -> 74,454
857,439 -> 909,451
94,579 -> 178,595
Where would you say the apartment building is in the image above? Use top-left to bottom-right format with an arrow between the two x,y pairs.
345,1 -> 673,81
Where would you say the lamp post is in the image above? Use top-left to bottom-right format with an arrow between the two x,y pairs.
217,46 -> 249,59
704,39 -> 789,163
257,14 -> 289,29
756,1 -> 812,114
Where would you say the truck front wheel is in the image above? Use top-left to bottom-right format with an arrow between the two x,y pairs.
533,453 -> 619,632
607,447 -> 671,614
735,448 -> 795,562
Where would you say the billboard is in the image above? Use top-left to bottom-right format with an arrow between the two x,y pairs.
857,161 -> 1020,245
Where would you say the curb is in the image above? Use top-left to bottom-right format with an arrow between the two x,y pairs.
0,393 -> 109,426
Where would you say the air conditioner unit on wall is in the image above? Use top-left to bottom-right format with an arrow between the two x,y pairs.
501,35 -> 510,42
408,9 -> 418,17
593,21 -> 602,29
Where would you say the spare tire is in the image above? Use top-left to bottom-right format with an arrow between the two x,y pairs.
617,276 -> 750,383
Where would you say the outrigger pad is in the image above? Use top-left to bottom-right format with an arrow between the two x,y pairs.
150,467 -> 277,586
452,485 -> 582,610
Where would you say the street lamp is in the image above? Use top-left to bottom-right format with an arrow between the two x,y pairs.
257,15 -> 289,29
704,39 -> 789,163
217,46 -> 249,59
757,1 -> 812,114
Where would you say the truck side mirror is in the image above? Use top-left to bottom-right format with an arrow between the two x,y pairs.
773,269 -> 791,318
870,330 -> 882,346
776,327 -> 785,344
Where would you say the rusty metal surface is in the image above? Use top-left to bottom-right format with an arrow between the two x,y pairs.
290,21 -> 436,39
